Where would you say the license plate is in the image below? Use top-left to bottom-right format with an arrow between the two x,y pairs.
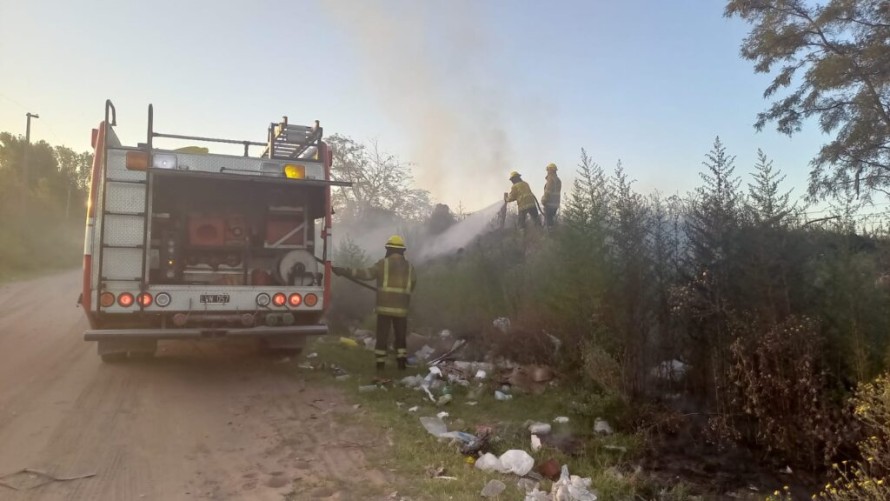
200,294 -> 230,304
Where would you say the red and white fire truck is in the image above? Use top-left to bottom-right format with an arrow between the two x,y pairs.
80,100 -> 347,361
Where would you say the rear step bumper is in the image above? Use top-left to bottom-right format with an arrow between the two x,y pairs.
84,325 -> 328,341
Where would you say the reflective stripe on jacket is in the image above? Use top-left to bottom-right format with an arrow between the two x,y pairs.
542,174 -> 562,208
506,180 -> 537,210
345,254 -> 416,317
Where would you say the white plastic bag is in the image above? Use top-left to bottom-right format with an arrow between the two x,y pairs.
499,449 -> 535,476
529,422 -> 552,434
474,452 -> 503,472
552,465 -> 597,501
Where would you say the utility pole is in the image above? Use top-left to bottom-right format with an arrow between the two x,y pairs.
23,112 -> 39,211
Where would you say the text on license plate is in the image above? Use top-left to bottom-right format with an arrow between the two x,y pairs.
200,294 -> 230,304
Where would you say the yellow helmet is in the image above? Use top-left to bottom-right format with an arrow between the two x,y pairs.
546,163 -> 557,172
509,171 -> 521,179
385,235 -> 406,249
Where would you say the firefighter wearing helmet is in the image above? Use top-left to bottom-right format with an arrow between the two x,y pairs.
505,171 -> 542,229
332,235 -> 417,372
541,163 -> 562,227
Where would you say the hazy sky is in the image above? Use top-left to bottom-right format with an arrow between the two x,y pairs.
0,0 -> 828,211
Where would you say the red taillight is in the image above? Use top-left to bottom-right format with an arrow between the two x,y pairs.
118,293 -> 135,307
288,293 -> 302,307
137,293 -> 153,307
100,292 -> 115,307
304,293 -> 318,307
272,293 -> 286,307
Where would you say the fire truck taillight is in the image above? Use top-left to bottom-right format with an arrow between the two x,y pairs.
125,151 -> 149,171
118,293 -> 135,307
304,293 -> 318,307
288,293 -> 302,307
100,292 -> 115,307
136,293 -> 153,307
272,293 -> 286,307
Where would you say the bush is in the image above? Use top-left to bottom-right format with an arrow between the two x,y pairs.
711,316 -> 846,469
818,372 -> 890,500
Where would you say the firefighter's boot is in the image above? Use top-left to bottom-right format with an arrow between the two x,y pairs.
396,348 -> 407,371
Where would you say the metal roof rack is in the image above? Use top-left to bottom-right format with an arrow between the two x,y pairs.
144,105 -> 322,158
262,117 -> 323,160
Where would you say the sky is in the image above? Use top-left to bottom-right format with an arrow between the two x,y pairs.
0,0 -> 830,212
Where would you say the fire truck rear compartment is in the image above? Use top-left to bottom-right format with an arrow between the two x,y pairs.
148,173 -> 325,288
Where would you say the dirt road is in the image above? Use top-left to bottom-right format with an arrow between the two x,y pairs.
0,271 -> 391,501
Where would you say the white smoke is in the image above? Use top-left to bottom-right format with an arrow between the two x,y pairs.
413,201 -> 504,262
321,0 -> 518,208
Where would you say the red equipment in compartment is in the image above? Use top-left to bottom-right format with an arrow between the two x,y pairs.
265,207 -> 305,248
188,214 -> 225,246
189,213 -> 249,247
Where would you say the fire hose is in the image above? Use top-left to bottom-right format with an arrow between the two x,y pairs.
310,255 -> 378,292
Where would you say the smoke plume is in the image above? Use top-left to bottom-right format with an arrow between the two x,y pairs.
322,0 -> 515,210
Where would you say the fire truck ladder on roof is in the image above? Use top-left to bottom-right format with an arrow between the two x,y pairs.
263,117 -> 323,160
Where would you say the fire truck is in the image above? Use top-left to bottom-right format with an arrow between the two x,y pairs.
80,100 -> 347,361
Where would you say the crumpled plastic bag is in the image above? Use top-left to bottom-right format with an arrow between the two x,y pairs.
420,416 -> 475,444
552,465 -> 597,500
481,479 -> 506,497
525,487 -> 550,501
499,449 -> 535,476
420,416 -> 448,436
474,452 -> 503,473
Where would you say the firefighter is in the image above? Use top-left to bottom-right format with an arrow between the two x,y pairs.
332,235 -> 417,372
504,171 -> 541,229
541,163 -> 562,227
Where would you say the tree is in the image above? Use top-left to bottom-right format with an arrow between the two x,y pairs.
427,203 -> 456,235
739,149 -> 796,323
326,134 -> 431,223
685,137 -> 742,270
54,146 -> 91,219
0,133 -> 66,217
607,162 -> 653,395
746,149 -> 794,226
726,0 -> 890,200
680,137 -> 744,397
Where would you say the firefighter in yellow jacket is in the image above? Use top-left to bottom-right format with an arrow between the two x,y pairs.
541,163 -> 562,227
332,235 -> 417,372
505,171 -> 541,228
